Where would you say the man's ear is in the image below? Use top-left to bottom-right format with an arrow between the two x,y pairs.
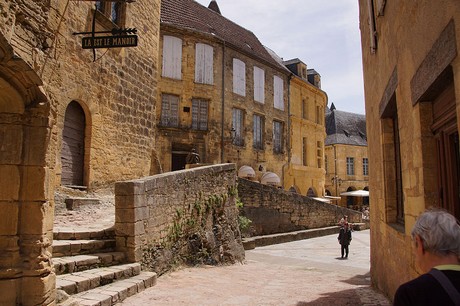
415,235 -> 425,254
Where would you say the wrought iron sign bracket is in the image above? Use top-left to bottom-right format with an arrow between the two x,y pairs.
72,1 -> 138,62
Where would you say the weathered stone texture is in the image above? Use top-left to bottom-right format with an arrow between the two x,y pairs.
358,0 -> 460,300
156,26 -> 289,182
115,164 -> 245,275
238,178 -> 362,236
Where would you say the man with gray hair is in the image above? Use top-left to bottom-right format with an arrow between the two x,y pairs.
394,209 -> 460,305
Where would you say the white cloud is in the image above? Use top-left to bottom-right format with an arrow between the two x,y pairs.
194,0 -> 365,114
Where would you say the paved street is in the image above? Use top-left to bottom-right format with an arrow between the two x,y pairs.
120,230 -> 391,305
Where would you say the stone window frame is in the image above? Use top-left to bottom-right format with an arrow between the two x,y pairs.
316,141 -> 323,169
191,98 -> 208,131
363,157 -> 369,176
253,113 -> 264,150
232,108 -> 245,147
94,1 -> 127,28
160,93 -> 180,128
380,68 -> 404,229
346,157 -> 355,175
272,120 -> 283,154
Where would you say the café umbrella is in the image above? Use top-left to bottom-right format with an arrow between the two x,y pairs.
340,190 -> 369,197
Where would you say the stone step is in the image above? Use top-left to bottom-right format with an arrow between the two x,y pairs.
71,271 -> 157,306
54,227 -> 115,241
56,263 -> 142,295
65,197 -> 101,210
53,239 -> 116,257
53,252 -> 126,275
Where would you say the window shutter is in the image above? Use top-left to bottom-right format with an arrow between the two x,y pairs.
254,66 -> 265,103
195,44 -> 214,84
274,76 -> 284,110
233,59 -> 246,96
162,36 -> 182,79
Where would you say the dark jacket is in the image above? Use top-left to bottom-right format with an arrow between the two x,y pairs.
338,227 -> 352,245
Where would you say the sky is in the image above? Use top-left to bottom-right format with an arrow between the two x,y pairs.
194,0 -> 366,114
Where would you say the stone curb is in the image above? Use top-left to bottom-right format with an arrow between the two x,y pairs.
242,223 -> 369,250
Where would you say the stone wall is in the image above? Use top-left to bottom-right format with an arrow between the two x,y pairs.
115,164 -> 245,275
238,178 -> 361,235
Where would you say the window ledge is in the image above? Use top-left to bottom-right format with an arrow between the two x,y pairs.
388,222 -> 405,234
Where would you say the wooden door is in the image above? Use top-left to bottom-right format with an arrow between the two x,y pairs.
61,101 -> 85,186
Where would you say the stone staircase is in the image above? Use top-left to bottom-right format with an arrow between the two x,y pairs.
53,227 -> 157,305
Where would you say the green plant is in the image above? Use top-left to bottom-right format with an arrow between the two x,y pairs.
238,215 -> 252,232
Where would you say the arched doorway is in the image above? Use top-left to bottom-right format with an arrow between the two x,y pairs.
61,101 -> 86,186
346,187 -> 355,208
307,187 -> 316,197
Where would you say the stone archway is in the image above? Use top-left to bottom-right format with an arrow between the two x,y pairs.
0,34 -> 54,305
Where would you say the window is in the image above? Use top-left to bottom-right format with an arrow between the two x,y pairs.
317,141 -> 322,168
160,94 -> 179,127
363,158 -> 369,176
273,75 -> 284,110
273,121 -> 283,154
253,114 -> 264,150
232,108 -> 244,146
254,66 -> 265,103
195,43 -> 213,84
233,58 -> 246,96
366,0 -> 377,53
346,157 -> 354,175
316,105 -> 323,124
95,1 -> 125,26
325,156 -> 328,174
381,93 -> 404,225
302,99 -> 308,119
162,36 -> 182,79
302,137 -> 308,166
191,99 -> 208,131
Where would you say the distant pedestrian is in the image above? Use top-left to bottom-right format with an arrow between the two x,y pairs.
338,222 -> 352,259
338,215 -> 348,226
393,209 -> 460,306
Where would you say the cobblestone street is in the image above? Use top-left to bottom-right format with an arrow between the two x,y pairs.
119,230 -> 391,305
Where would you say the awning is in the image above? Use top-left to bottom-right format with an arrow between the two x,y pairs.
340,190 -> 369,197
312,197 -> 332,203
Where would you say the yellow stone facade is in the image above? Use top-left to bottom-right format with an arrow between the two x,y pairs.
358,0 -> 460,300
324,144 -> 368,207
156,20 -> 290,184
283,69 -> 327,196
0,1 -> 161,304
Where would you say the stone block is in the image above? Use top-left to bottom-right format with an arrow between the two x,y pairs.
22,125 -> 48,166
0,202 -> 18,235
20,273 -> 56,306
19,201 -> 52,235
0,165 -> 20,200
19,165 -> 47,201
65,197 -> 101,210
115,180 -> 145,196
0,278 -> 19,305
0,124 -> 23,165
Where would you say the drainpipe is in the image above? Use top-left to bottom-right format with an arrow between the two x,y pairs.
220,40 -> 226,163
282,73 -> 294,189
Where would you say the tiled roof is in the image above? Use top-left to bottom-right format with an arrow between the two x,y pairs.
161,0 -> 286,71
325,108 -> 367,147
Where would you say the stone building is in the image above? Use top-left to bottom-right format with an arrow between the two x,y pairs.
324,104 -> 368,208
281,58 -> 328,197
156,0 -> 290,183
358,0 -> 460,300
0,0 -> 161,304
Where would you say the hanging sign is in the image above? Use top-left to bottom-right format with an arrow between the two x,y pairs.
82,35 -> 138,49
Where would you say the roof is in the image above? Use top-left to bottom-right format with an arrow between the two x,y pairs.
325,107 -> 367,146
161,0 -> 287,72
